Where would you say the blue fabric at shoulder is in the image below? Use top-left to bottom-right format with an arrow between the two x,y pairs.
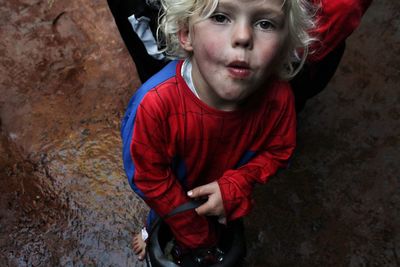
121,60 -> 178,138
121,60 -> 178,196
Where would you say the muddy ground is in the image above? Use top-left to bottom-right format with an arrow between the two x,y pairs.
0,0 -> 399,266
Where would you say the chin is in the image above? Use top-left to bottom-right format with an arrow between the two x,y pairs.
220,94 -> 241,102
229,91 -> 249,101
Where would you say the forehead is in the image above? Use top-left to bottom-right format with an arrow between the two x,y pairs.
218,0 -> 285,7
216,0 -> 286,13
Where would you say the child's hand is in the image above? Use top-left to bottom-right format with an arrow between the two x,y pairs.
187,181 -> 226,223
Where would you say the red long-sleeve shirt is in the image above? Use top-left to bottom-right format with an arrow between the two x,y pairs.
121,60 -> 296,249
121,0 -> 373,250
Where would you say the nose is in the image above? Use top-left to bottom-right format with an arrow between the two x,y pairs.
231,21 -> 253,49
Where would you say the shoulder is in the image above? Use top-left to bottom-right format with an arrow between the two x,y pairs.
133,60 -> 181,107
266,80 -> 294,104
244,79 -> 294,119
121,61 -> 182,129
139,60 -> 180,92
137,60 -> 186,116
255,79 -> 295,118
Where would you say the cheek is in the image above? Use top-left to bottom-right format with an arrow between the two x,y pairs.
256,40 -> 284,67
191,25 -> 226,60
266,40 -> 282,58
194,38 -> 223,61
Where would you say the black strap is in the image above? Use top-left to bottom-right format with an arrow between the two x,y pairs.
163,199 -> 206,220
145,199 -> 207,266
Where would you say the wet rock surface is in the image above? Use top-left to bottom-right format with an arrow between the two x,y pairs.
0,0 -> 399,266
1,0 -> 144,266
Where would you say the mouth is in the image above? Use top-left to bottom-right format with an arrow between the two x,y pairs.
227,61 -> 252,79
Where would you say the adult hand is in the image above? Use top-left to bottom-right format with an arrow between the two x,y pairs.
187,181 -> 226,223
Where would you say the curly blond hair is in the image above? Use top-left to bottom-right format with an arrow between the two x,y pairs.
158,0 -> 317,80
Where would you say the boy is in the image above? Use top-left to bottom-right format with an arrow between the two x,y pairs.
109,0 -> 372,112
121,0 -> 315,263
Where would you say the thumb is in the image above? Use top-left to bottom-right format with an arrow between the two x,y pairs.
187,184 -> 212,199
194,201 -> 212,216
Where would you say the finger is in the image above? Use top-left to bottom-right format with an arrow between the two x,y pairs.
194,201 -> 212,216
187,184 -> 212,198
187,182 -> 215,198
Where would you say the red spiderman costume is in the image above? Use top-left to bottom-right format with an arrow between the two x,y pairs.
121,60 -> 296,249
119,0 -> 373,251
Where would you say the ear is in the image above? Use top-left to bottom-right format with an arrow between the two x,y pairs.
178,26 -> 193,52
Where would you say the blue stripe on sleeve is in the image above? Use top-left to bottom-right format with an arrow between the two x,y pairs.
121,60 -> 178,197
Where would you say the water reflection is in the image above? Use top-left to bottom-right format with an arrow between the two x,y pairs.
1,124 -> 148,266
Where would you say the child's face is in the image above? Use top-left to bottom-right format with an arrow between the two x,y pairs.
179,0 -> 288,111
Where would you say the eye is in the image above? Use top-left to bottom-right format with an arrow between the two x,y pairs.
256,20 -> 275,30
210,13 -> 230,24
